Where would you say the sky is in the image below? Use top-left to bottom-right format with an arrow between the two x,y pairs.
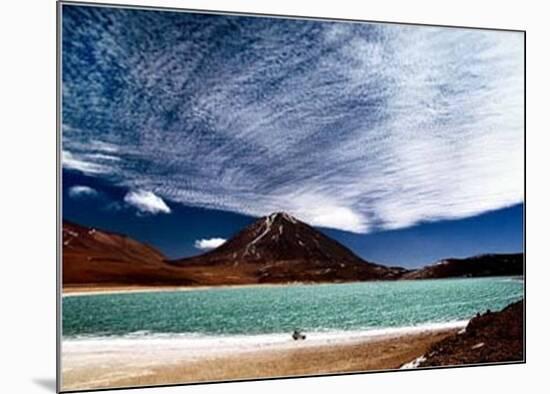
61,5 -> 524,268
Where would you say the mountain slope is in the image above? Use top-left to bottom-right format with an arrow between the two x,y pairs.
63,221 -> 195,286
169,212 -> 408,283
401,253 -> 523,280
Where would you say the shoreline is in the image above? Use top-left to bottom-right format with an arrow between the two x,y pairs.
62,320 -> 469,347
62,275 -> 524,297
62,325 -> 460,391
62,283 -> 304,297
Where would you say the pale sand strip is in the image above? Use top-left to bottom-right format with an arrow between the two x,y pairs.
61,327 -> 459,391
63,285 -> 224,297
63,282 -> 330,297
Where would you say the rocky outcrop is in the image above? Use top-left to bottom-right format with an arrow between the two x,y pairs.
417,300 -> 524,367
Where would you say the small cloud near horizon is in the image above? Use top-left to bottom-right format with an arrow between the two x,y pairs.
194,237 -> 226,251
124,190 -> 171,215
68,185 -> 98,199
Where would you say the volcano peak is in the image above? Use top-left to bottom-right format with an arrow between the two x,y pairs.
266,211 -> 298,223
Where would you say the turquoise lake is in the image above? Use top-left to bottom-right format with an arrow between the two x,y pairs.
62,277 -> 523,338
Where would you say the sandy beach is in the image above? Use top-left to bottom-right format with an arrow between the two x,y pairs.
61,327 -> 459,391
62,282 -> 335,297
63,285 -> 228,297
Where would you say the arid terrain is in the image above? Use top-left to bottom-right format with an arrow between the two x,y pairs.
63,213 -> 523,292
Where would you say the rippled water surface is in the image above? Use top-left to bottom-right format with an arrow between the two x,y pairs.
63,277 -> 523,338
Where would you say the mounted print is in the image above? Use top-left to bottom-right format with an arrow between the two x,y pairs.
58,2 -> 525,392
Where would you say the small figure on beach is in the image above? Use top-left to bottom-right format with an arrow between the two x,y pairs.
292,329 -> 306,341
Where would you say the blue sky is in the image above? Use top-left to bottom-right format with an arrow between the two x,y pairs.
61,5 -> 524,268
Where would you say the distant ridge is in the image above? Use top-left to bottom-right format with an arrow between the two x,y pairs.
402,253 -> 523,280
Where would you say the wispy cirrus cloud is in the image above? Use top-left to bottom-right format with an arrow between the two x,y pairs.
194,238 -> 226,251
123,190 -> 171,215
62,7 -> 524,233
62,150 -> 110,175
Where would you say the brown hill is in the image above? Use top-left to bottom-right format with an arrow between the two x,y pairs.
402,253 -> 523,280
62,221 -> 195,287
417,300 -> 524,367
169,212 -> 408,284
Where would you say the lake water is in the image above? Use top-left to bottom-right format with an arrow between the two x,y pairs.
63,277 -> 523,342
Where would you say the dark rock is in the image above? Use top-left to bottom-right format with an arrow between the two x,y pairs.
418,300 -> 524,367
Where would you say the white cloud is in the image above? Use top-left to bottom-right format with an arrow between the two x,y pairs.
278,191 -> 369,232
84,153 -> 121,162
63,19 -> 524,233
62,150 -> 110,175
123,190 -> 171,214
90,140 -> 119,153
305,207 -> 366,233
68,185 -> 98,199
194,238 -> 226,251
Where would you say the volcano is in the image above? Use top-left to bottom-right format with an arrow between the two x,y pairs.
169,212 -> 408,284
